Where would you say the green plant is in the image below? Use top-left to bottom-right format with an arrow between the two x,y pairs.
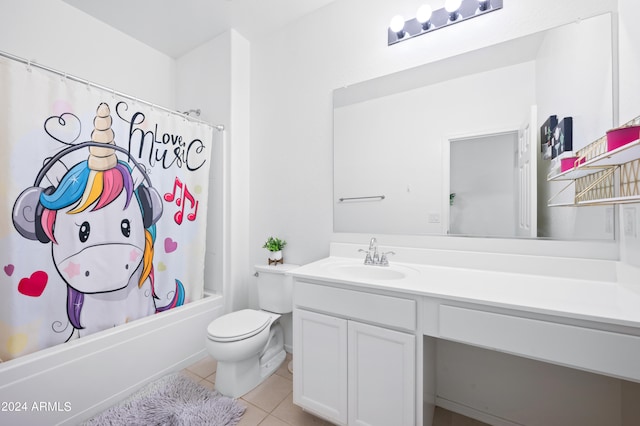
262,236 -> 287,252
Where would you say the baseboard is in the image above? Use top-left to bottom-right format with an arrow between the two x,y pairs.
436,397 -> 523,426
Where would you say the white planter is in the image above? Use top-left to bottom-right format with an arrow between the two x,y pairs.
269,250 -> 283,261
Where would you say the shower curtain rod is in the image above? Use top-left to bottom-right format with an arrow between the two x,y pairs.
0,49 -> 225,132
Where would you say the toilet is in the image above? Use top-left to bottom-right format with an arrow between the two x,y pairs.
206,263 -> 298,397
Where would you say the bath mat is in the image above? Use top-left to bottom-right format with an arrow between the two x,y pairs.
83,373 -> 245,426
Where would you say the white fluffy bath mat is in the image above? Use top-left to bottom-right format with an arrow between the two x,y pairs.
83,373 -> 245,426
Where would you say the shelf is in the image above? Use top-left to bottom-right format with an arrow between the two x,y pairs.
546,123 -> 640,207
547,165 -> 616,208
547,202 -> 579,207
576,196 -> 640,206
586,138 -> 640,166
548,166 -> 608,181
547,138 -> 640,182
548,198 -> 640,208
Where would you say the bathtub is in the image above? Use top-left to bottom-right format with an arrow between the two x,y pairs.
0,293 -> 224,425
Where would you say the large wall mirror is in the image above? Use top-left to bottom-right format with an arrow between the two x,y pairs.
334,13 -> 615,240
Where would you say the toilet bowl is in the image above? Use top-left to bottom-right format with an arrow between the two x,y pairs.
206,309 -> 285,397
206,263 -> 298,398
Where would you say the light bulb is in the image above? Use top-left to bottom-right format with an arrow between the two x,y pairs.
478,0 -> 490,11
389,15 -> 405,34
416,5 -> 433,24
445,0 -> 462,21
445,0 -> 462,12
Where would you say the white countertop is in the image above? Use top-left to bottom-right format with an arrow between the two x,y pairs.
290,256 -> 640,330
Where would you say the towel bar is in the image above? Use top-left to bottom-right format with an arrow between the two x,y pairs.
338,195 -> 385,202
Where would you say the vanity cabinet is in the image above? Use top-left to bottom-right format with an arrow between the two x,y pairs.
293,280 -> 418,426
290,250 -> 640,426
294,308 -> 348,424
348,320 -> 415,426
436,304 -> 640,382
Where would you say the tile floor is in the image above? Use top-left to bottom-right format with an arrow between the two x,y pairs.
182,353 -> 489,426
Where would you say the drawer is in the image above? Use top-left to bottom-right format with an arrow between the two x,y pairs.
295,281 -> 416,331
439,305 -> 640,381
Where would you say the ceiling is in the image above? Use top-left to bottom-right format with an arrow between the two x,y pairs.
62,0 -> 337,58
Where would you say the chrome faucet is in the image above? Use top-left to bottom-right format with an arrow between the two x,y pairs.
379,250 -> 395,266
358,237 -> 376,264
358,237 -> 395,266
369,237 -> 378,264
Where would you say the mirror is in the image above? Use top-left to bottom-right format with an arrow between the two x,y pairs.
333,13 -> 614,240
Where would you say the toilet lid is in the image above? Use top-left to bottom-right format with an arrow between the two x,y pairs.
207,309 -> 272,342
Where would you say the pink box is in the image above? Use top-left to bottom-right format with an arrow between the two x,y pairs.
560,156 -> 585,172
606,125 -> 640,151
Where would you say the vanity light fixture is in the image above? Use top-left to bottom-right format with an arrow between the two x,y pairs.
387,0 -> 503,46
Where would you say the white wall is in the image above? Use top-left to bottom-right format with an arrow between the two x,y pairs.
0,0 -> 175,108
535,13 -> 614,240
535,14 -> 614,146
175,29 -> 252,313
618,0 -> 640,269
619,0 -> 640,125
228,31 -> 252,312
248,0 -> 631,424
248,0 -> 618,274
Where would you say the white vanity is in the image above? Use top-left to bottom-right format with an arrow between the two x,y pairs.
293,272 -> 420,426
290,242 -> 640,426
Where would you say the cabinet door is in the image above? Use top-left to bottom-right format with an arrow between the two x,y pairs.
348,321 -> 415,426
293,309 -> 348,425
517,105 -> 537,237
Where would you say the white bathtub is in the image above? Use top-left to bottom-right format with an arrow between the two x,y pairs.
0,293 -> 224,425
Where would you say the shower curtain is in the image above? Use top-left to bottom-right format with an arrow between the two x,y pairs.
0,56 -> 214,361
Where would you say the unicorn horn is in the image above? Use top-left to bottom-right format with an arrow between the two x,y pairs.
88,103 -> 117,171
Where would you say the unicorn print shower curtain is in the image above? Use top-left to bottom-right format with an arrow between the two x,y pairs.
0,56 -> 213,361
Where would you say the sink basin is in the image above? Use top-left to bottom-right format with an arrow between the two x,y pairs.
328,264 -> 412,281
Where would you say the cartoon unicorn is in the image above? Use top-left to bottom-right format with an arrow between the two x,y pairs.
13,103 -> 183,339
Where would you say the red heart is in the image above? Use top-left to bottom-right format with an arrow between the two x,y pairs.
18,271 -> 48,297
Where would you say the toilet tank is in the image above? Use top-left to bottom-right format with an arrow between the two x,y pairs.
255,263 -> 299,314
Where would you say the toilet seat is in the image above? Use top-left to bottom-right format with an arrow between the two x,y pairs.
207,309 -> 272,342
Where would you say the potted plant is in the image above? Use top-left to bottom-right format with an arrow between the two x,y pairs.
263,236 -> 287,264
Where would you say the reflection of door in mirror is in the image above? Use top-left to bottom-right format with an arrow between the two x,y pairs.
448,107 -> 538,238
449,132 -> 519,237
517,106 -> 538,238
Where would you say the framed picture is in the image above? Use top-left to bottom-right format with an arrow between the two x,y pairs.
540,115 -> 557,160
552,117 -> 573,158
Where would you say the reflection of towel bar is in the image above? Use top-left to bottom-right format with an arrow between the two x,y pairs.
338,195 -> 386,202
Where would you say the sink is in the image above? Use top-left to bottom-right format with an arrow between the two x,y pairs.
328,264 -> 412,281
